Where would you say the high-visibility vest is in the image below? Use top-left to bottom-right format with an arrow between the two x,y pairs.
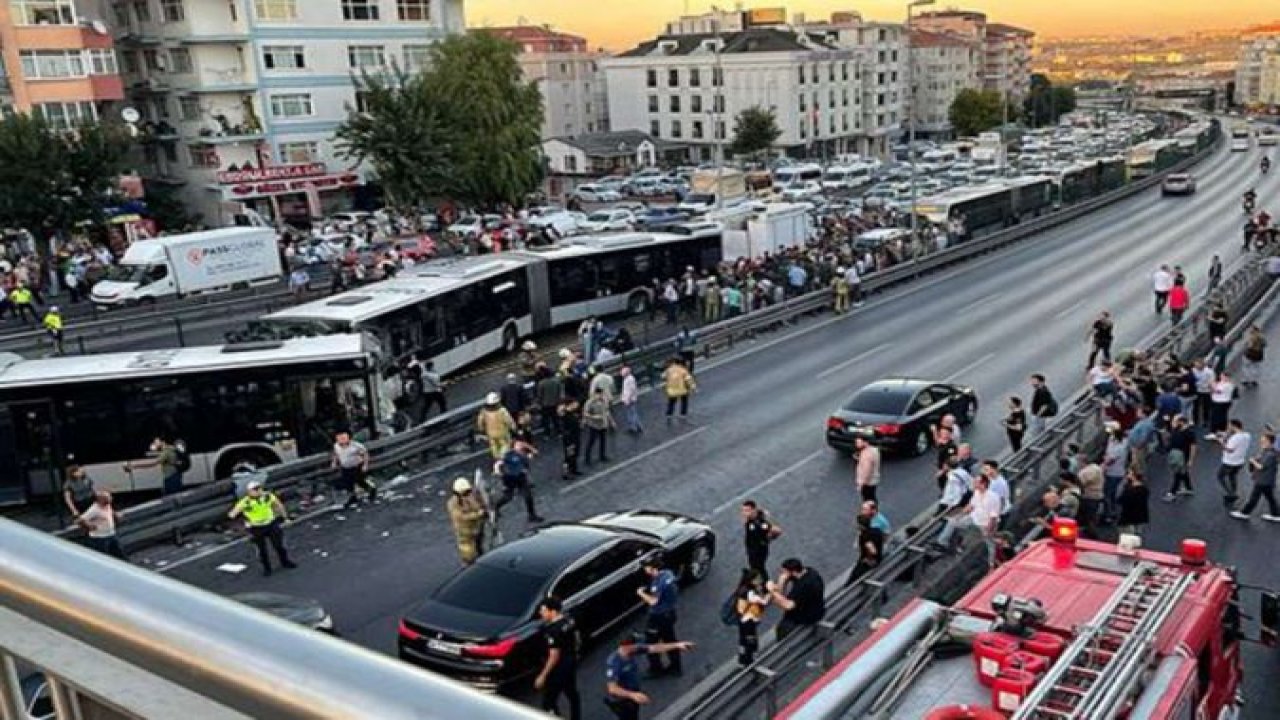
43,313 -> 62,331
10,287 -> 32,305
234,493 -> 279,526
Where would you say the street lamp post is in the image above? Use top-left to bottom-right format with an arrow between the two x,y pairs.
906,0 -> 935,242
711,5 -> 726,210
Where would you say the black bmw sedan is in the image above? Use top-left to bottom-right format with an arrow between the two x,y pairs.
826,378 -> 978,455
397,510 -> 715,691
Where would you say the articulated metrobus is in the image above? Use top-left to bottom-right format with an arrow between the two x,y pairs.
255,225 -> 725,373
0,335 -> 391,504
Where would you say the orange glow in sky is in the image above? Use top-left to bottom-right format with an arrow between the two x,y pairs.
466,1 -> 1279,50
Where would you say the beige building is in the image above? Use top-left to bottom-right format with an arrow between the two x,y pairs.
909,30 -> 981,137
485,25 -> 608,139
1236,24 -> 1280,107
912,9 -> 1033,100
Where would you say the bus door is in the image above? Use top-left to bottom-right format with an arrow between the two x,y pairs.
5,401 -> 61,503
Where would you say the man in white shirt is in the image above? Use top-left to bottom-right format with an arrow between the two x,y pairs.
843,265 -> 864,307
983,460 -> 1012,523
935,474 -> 1004,568
77,491 -> 126,559
1215,419 -> 1252,508
938,457 -> 973,512
1152,264 -> 1174,315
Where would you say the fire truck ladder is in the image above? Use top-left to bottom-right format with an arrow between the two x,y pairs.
1011,561 -> 1195,720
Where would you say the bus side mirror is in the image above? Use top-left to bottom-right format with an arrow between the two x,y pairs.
1261,592 -> 1279,647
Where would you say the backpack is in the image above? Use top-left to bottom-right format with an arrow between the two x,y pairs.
719,592 -> 739,626
174,440 -> 192,473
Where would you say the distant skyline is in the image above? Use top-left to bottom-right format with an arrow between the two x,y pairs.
467,1 -> 1279,50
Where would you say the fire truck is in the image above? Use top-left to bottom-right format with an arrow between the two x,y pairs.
777,519 -> 1279,720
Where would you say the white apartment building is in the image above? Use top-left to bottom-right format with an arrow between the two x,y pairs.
1236,26 -> 1280,107
108,0 -> 464,225
909,29 -> 980,137
912,9 -> 1033,100
486,25 -> 608,140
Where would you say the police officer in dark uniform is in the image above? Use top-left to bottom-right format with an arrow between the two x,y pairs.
636,557 -> 681,676
740,500 -> 782,576
535,596 -> 581,720
604,633 -> 694,720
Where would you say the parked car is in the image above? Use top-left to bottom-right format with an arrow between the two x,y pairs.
580,209 -> 636,233
1161,173 -> 1196,196
389,235 -> 438,262
780,181 -> 824,202
527,210 -> 588,237
573,184 -> 622,204
826,378 -> 978,456
397,511 -> 715,690
635,206 -> 691,228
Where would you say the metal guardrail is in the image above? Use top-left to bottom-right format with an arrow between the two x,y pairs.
0,517 -> 545,720
60,126 -> 1221,553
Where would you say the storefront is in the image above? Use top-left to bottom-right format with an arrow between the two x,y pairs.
214,163 -> 365,226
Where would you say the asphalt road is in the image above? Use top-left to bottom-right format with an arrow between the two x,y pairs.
161,141 -> 1280,719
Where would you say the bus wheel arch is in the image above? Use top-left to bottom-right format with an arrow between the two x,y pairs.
627,290 -> 651,316
214,445 -> 284,480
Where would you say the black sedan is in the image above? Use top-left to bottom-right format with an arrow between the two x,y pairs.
397,510 -> 716,691
826,378 -> 978,456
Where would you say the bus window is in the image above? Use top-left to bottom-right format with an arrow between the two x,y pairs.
417,301 -> 449,357
598,256 -> 621,295
11,402 -> 60,496
59,396 -> 125,466
550,260 -> 598,305
381,306 -> 421,360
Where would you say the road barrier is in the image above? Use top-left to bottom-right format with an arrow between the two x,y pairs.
56,126 -> 1221,555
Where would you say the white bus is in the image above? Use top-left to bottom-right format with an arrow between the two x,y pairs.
0,335 -> 391,504
772,164 -> 824,191
255,226 -> 725,374
821,164 -> 875,192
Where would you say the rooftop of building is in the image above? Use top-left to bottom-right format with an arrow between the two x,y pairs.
916,9 -> 988,23
987,22 -> 1036,38
910,29 -> 977,48
617,27 -> 838,58
481,24 -> 588,52
545,130 -> 683,157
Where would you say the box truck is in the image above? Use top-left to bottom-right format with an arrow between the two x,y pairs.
91,227 -> 281,307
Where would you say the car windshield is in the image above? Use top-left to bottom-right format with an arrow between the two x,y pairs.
434,564 -> 548,618
587,212 -> 612,221
685,193 -> 714,205
843,388 -> 911,415
103,264 -> 149,283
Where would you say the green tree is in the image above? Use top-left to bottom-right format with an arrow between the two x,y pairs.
1022,74 -> 1077,128
336,65 -> 456,215
948,89 -> 1008,137
729,106 -> 782,159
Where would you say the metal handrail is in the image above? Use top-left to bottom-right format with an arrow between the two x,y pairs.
0,518 -> 544,720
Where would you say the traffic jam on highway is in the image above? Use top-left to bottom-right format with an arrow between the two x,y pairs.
7,107 -> 1280,720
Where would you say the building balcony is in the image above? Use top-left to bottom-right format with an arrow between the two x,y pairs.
130,77 -> 171,93
180,34 -> 250,45
188,130 -> 266,145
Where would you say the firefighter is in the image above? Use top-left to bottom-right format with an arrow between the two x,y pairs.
476,392 -> 516,459
226,480 -> 296,576
446,476 -> 488,565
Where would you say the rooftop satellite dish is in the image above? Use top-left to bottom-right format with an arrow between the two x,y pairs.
121,107 -> 141,124
91,20 -> 108,35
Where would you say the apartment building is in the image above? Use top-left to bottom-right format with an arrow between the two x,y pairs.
1235,23 -> 1280,107
0,0 -> 124,126
912,9 -> 1033,100
109,0 -> 464,225
909,29 -> 980,137
485,24 -> 608,140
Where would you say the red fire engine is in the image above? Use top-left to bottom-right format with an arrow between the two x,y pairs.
777,519 -> 1271,720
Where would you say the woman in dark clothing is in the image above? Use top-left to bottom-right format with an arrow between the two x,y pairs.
1002,396 -> 1027,452
1117,470 -> 1150,538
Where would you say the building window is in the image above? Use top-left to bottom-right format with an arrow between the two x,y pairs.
189,146 -> 219,167
712,67 -> 723,86
167,48 -> 192,74
798,93 -> 805,112
160,0 -> 184,22
397,0 -> 429,21
691,95 -> 702,113
179,96 -> 201,121
20,50 -> 83,79
341,0 -> 379,21
352,90 -> 372,113
279,141 -> 319,163
811,65 -> 818,82
670,120 -> 681,138
692,120 -> 703,139
668,69 -> 678,87
829,90 -> 835,108
143,49 -> 160,71
253,0 -> 296,20
35,101 -> 97,131
89,49 -> 118,75
132,0 -> 150,22
121,50 -> 138,74
403,45 -> 430,70
263,45 -> 305,70
650,119 -> 660,136
269,93 -> 313,118
646,69 -> 656,88
15,0 -> 77,24
689,68 -> 700,87
828,64 -> 835,82
348,45 -> 386,70
842,62 -> 848,81
713,95 -> 724,113
798,65 -> 805,84
647,95 -> 658,113
151,98 -> 170,120
669,95 -> 680,113
715,121 -> 725,140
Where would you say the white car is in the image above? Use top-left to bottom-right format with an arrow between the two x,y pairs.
1230,138 -> 1251,152
573,184 -> 622,203
526,211 -> 587,237
780,181 -> 823,202
446,215 -> 499,238
328,211 -> 372,230
1259,133 -> 1278,147
580,209 -> 636,232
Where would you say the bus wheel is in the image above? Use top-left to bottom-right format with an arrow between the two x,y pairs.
501,325 -> 519,353
627,292 -> 650,316
215,449 -> 281,480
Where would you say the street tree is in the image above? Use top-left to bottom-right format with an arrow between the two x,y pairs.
730,106 -> 782,159
1023,74 -> 1077,128
948,89 -> 1009,137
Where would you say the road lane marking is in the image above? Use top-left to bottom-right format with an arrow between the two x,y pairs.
956,293 -> 1004,315
815,343 -> 895,380
708,448 -> 827,518
559,426 -> 710,494
1053,299 -> 1086,319
942,352 -> 996,383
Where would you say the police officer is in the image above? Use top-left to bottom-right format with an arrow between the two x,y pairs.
9,283 -> 37,325
227,480 -> 297,576
740,500 -> 782,576
636,557 -> 681,676
42,305 -> 63,355
604,633 -> 695,720
534,596 -> 581,720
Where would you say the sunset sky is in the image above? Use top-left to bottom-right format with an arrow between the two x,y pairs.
466,1 -> 1279,50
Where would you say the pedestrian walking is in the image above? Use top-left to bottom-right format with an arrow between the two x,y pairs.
637,557 -> 682,676
1214,419 -> 1252,509
1002,396 -> 1027,451
1126,406 -> 1158,476
535,366 -> 564,436
619,366 -> 642,434
499,373 -> 526,417
1163,415 -> 1198,501
476,393 -> 516,459
1152,264 -> 1173,314
582,387 -> 613,464
1168,280 -> 1190,325
831,270 -> 851,314
1208,254 -> 1223,292
1192,359 -> 1214,427
446,476 -> 488,565
1208,372 -> 1236,434
603,634 -> 694,720
226,480 -> 296,576
768,558 -> 826,641
330,430 -> 377,508
1207,304 -> 1230,346
662,358 -> 696,423
536,596 -> 582,720
1087,311 -> 1114,367
1242,325 -> 1267,387
740,500 -> 782,576
77,490 -> 126,560
853,436 -> 881,502
558,396 -> 583,479
847,501 -> 890,586
732,569 -> 769,666
1029,374 -> 1058,436
1231,431 -> 1280,522
42,305 -> 63,355
493,441 -> 544,523
1117,470 -> 1150,538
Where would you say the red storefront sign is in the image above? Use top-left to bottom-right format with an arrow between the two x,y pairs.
216,163 -> 328,185
220,172 -> 362,200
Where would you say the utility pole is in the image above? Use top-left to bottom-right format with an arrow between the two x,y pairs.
712,5 -> 725,210
906,0 -> 936,242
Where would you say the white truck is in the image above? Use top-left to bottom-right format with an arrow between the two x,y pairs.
678,168 -> 748,214
91,227 -> 282,307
